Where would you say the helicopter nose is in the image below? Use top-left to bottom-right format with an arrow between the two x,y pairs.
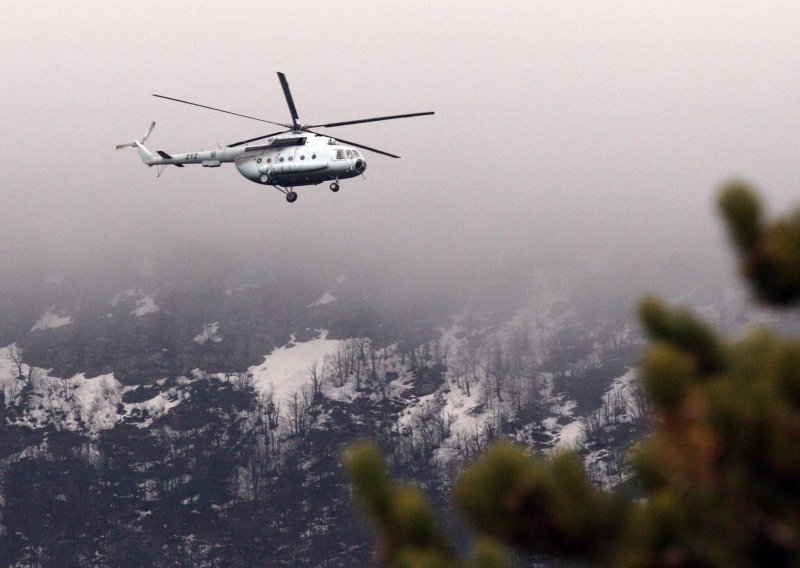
356,159 -> 366,172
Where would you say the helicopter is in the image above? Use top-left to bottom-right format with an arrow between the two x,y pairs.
117,72 -> 434,203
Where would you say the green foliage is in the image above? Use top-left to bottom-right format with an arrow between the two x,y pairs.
453,444 -> 622,559
344,442 -> 454,567
346,182 -> 800,566
464,539 -> 515,568
719,180 -> 800,304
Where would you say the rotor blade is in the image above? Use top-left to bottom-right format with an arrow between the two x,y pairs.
277,72 -> 300,127
142,121 -> 156,143
226,130 -> 291,148
312,132 -> 400,158
308,111 -> 435,129
116,143 -> 136,150
152,94 -> 287,127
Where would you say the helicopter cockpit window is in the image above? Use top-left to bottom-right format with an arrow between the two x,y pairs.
353,150 -> 362,158
336,149 -> 345,160
345,150 -> 354,159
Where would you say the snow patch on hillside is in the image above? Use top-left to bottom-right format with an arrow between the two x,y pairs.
0,345 -> 28,404
437,380 -> 483,435
554,419 -> 584,449
124,388 -> 186,428
541,397 -> 582,451
194,322 -> 223,344
323,380 -> 358,403
307,291 -> 337,308
30,307 -> 73,332
110,289 -> 160,317
70,373 -> 122,431
131,295 -> 159,316
249,330 -> 343,404
19,371 -> 122,432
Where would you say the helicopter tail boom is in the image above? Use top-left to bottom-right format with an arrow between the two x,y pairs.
134,142 -> 157,165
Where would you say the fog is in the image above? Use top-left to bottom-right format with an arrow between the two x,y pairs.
3,2 -> 800,304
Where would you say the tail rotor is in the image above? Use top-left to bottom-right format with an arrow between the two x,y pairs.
116,121 -> 156,150
142,121 -> 156,144
116,122 -> 157,165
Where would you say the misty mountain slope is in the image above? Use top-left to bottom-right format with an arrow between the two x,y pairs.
2,262 -> 791,565
11,253 -> 503,386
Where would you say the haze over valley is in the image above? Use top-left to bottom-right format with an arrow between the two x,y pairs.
3,2 -> 800,565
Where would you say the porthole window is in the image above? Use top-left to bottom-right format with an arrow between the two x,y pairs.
267,158 -> 272,164
256,158 -> 262,164
279,157 -> 284,162
288,156 -> 294,161
312,154 -> 317,159
300,155 -> 305,160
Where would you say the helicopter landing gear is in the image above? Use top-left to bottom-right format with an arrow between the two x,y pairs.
272,184 -> 297,203
330,182 -> 340,192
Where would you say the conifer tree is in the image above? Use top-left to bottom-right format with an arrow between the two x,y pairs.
345,180 -> 800,566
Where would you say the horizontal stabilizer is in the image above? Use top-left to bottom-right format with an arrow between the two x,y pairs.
157,150 -> 184,166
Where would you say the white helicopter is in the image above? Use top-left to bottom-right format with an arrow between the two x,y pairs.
117,72 -> 434,203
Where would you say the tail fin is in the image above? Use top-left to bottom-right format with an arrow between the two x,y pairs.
116,122 -> 157,165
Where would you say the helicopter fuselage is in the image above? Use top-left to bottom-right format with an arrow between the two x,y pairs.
151,133 -> 366,188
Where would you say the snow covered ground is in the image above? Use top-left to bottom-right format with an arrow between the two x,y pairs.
194,322 -> 223,344
67,373 -> 122,431
123,386 -> 186,428
109,289 -> 160,316
30,307 -> 73,332
249,330 -> 344,404
0,345 -> 27,403
307,291 -> 337,308
554,419 -> 584,450
131,295 -> 159,316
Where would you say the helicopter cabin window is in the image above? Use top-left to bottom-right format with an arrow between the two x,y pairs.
346,150 -> 354,159
311,154 -> 317,159
336,149 -> 346,160
279,157 -> 284,162
288,156 -> 293,161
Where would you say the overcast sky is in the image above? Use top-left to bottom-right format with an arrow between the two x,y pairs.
3,1 -> 800,292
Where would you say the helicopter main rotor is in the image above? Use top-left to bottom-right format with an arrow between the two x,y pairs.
153,72 -> 434,157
